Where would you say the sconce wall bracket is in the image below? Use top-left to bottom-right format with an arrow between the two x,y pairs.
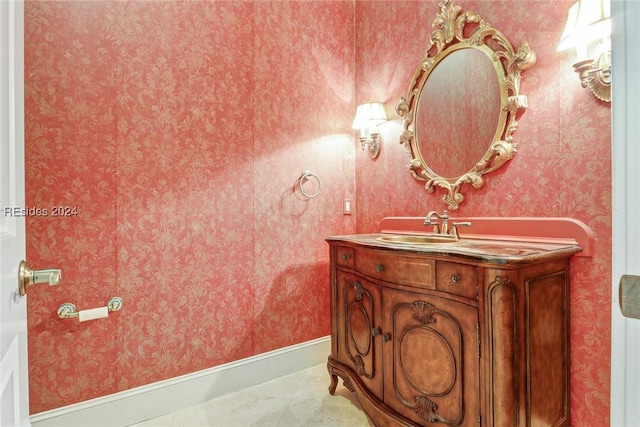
573,51 -> 611,102
360,134 -> 380,159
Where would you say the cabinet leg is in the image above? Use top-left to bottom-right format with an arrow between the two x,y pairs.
328,362 -> 338,395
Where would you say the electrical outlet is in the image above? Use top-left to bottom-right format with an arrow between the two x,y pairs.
343,198 -> 352,215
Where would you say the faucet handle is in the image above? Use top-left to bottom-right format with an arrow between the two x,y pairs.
451,221 -> 472,239
452,221 -> 472,227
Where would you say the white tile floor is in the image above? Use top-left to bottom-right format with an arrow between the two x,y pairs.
129,364 -> 371,427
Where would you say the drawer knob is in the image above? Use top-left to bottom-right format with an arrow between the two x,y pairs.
372,327 -> 381,337
382,333 -> 391,343
451,274 -> 461,284
342,253 -> 350,260
376,263 -> 385,273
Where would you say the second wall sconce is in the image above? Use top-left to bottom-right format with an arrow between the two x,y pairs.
352,102 -> 387,159
557,0 -> 611,102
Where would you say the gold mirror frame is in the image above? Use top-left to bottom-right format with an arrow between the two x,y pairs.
395,0 -> 536,210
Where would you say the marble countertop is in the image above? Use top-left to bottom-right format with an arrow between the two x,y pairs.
326,233 -> 583,266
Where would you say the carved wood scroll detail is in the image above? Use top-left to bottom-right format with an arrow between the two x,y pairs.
354,355 -> 366,376
415,396 -> 447,424
342,376 -> 355,393
412,300 -> 437,324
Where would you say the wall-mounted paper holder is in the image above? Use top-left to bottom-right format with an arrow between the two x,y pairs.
57,297 -> 123,320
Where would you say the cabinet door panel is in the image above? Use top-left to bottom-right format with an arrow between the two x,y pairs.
383,290 -> 479,426
335,272 -> 383,398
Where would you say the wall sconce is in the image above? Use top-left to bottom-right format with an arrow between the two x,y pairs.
352,102 -> 387,159
557,0 -> 611,102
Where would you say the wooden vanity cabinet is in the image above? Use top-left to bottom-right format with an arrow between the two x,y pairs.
327,238 -> 578,427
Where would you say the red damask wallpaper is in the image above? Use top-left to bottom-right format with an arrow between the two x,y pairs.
355,1 -> 611,425
24,0 -> 611,425
24,0 -> 355,413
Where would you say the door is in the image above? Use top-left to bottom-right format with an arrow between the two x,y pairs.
382,289 -> 479,426
611,0 -> 640,425
0,0 -> 29,426
335,272 -> 383,399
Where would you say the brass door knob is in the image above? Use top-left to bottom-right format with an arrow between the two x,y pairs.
18,260 -> 62,296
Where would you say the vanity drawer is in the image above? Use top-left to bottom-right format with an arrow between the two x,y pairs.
436,261 -> 478,300
335,246 -> 355,268
355,249 -> 435,289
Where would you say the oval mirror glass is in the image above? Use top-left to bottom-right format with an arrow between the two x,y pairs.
415,48 -> 502,179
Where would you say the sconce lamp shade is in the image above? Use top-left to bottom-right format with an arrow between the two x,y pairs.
352,102 -> 387,129
557,0 -> 612,102
557,0 -> 611,52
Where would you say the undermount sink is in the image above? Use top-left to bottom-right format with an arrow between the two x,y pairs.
377,234 -> 462,245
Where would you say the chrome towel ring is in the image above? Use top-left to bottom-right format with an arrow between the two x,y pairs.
299,170 -> 321,199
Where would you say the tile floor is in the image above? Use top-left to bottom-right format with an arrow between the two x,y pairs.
129,364 -> 371,427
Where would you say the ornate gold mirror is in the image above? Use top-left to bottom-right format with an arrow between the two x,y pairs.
396,0 -> 536,210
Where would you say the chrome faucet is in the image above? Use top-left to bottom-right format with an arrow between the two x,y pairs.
424,210 -> 471,240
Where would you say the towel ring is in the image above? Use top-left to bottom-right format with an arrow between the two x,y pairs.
299,170 -> 321,199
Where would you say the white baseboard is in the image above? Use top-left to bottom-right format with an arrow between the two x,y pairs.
30,336 -> 331,427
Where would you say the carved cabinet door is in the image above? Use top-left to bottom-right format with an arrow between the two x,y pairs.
335,272 -> 384,399
382,289 -> 480,426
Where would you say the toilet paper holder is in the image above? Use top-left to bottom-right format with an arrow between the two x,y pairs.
57,297 -> 123,320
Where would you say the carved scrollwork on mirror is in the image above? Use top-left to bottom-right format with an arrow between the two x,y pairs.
396,0 -> 536,210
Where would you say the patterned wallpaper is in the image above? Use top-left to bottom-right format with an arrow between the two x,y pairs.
24,1 -> 355,413
24,0 -> 611,424
355,1 -> 611,425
